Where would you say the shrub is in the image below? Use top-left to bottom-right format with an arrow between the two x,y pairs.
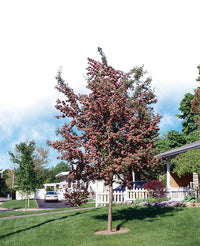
143,180 -> 166,198
64,182 -> 89,207
152,200 -> 186,207
133,197 -> 156,206
183,195 -> 197,203
46,186 -> 54,191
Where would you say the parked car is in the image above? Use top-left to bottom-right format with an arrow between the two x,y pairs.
113,181 -> 147,192
45,191 -> 58,202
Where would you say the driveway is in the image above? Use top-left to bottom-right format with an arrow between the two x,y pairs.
36,199 -> 71,209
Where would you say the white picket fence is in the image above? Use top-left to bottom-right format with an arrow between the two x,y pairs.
96,188 -> 150,207
166,187 -> 190,201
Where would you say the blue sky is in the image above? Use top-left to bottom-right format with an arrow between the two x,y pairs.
0,0 -> 200,170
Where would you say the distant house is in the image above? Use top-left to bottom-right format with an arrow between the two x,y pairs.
55,172 -> 121,199
16,172 -> 122,200
157,140 -> 200,200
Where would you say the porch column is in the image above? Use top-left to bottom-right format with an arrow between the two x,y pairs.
167,158 -> 170,188
193,172 -> 199,188
132,170 -> 135,182
193,172 -> 199,197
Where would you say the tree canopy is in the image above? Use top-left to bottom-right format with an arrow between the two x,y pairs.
176,93 -> 198,135
172,149 -> 200,177
154,129 -> 199,154
48,49 -> 161,232
9,141 -> 37,194
48,161 -> 71,183
9,141 -> 50,192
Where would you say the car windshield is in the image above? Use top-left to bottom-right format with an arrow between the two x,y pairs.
46,191 -> 57,195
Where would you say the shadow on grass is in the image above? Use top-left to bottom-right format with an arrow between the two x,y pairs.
93,206 -> 183,231
0,210 -> 90,240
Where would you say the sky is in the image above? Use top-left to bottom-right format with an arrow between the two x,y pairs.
0,0 -> 200,170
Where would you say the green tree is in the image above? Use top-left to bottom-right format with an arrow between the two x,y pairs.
49,161 -> 71,183
3,168 -> 17,196
155,130 -> 186,154
176,93 -> 198,135
172,149 -> 200,177
0,170 -> 8,196
185,129 -> 199,143
34,146 -> 49,187
9,141 -> 38,209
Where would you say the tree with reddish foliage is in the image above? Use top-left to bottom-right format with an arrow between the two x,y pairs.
191,88 -> 200,129
47,48 -> 161,232
143,180 -> 165,198
191,65 -> 200,131
64,182 -> 89,207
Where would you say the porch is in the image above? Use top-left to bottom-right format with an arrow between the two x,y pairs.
157,140 -> 200,200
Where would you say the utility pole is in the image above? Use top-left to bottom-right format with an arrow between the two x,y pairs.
0,169 -> 4,178
11,163 -> 15,199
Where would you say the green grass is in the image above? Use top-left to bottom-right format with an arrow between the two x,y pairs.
0,199 -> 95,218
1,205 -> 200,246
0,199 -> 38,209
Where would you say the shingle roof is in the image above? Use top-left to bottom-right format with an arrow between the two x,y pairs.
156,140 -> 200,159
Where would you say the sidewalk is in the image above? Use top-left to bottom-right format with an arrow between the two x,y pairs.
0,206 -> 96,220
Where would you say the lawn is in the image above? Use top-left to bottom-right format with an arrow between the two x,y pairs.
0,205 -> 200,246
0,199 -> 38,209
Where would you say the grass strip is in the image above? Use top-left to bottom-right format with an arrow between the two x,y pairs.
0,199 -> 38,209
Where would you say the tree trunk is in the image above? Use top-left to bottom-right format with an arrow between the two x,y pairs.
28,195 -> 30,208
108,183 -> 113,233
25,192 -> 28,211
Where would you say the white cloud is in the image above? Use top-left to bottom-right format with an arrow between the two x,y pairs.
159,113 -> 182,134
0,0 -> 199,119
0,0 -> 200,169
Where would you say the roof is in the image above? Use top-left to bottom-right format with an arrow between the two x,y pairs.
43,183 -> 60,186
55,171 -> 70,178
156,140 -> 200,159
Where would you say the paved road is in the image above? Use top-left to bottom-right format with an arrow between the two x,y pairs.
36,199 -> 71,209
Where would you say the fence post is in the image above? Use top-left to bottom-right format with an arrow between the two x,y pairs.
96,191 -> 98,207
125,186 -> 128,203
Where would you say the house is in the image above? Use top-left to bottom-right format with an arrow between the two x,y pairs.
55,172 -> 121,199
157,140 -> 200,200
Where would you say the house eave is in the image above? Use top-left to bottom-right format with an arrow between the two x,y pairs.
55,171 -> 70,178
156,140 -> 200,159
